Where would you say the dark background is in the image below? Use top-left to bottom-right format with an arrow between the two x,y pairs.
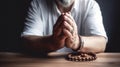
1,0 -> 120,52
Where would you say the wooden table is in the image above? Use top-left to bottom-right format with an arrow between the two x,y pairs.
0,52 -> 120,67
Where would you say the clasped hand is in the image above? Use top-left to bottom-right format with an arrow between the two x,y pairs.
52,12 -> 80,50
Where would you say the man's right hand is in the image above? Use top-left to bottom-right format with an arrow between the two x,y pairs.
52,14 -> 67,50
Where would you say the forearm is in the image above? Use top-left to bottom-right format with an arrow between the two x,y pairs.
80,36 -> 107,53
21,35 -> 58,53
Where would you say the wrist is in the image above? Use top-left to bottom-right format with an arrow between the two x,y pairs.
79,36 -> 84,51
72,35 -> 84,51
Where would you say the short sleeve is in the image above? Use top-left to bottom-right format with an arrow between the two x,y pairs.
21,0 -> 43,36
83,0 -> 107,39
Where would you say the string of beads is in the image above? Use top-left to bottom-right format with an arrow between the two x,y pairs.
66,52 -> 97,62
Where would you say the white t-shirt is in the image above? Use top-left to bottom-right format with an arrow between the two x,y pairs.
22,0 -> 107,52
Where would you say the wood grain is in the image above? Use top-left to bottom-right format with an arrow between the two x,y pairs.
0,52 -> 120,67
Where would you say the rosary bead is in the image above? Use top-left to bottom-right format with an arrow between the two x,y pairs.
66,52 -> 97,62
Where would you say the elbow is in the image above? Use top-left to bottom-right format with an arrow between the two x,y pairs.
21,36 -> 35,49
101,42 -> 107,53
97,39 -> 107,53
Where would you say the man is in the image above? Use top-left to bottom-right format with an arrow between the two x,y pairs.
21,0 -> 107,53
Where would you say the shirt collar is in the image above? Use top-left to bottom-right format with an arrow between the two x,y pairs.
72,0 -> 78,11
54,0 -> 78,15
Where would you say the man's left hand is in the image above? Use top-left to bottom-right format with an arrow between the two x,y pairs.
62,12 -> 80,50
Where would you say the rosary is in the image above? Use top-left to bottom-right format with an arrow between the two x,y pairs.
66,51 -> 97,62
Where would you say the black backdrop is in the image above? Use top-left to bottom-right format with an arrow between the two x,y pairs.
2,0 -> 120,52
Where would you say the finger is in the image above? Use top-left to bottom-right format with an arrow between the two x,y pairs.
63,28 -> 72,38
63,15 -> 73,28
64,13 -> 78,32
58,33 -> 67,48
53,28 -> 62,37
54,14 -> 64,29
63,21 -> 73,32
53,20 -> 66,37
65,13 -> 75,22
53,14 -> 65,36
65,38 -> 74,48
64,13 -> 77,29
